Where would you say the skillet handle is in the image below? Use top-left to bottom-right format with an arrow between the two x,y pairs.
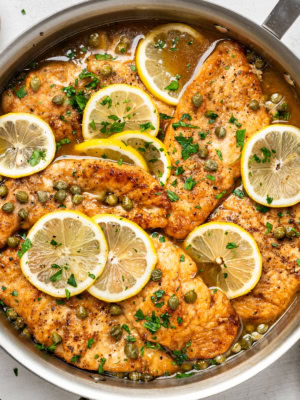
262,0 -> 300,39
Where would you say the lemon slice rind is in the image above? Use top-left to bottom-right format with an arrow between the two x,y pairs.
82,84 -> 160,140
74,138 -> 149,171
113,130 -> 171,183
241,124 -> 300,208
184,222 -> 262,299
88,213 -> 157,302
20,210 -> 108,298
0,113 -> 56,178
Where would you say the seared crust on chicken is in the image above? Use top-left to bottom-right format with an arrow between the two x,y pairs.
164,41 -> 270,239
0,159 -> 170,248
0,247 -> 178,376
122,236 -> 240,359
2,62 -> 82,142
210,190 -> 300,323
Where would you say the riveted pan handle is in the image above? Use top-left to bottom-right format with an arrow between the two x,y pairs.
262,0 -> 300,39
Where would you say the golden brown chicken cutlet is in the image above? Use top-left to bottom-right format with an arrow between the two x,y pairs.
209,190 -> 300,323
164,40 -> 270,239
0,159 -> 170,248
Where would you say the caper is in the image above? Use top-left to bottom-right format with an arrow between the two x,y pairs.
72,194 -> 83,205
168,295 -> 179,311
277,102 -> 288,112
128,371 -> 141,381
192,93 -> 203,108
76,305 -> 88,319
204,159 -> 218,172
256,324 -> 269,334
141,373 -> 154,382
37,190 -> 49,203
100,64 -> 112,77
124,342 -> 139,359
264,100 -> 274,111
273,226 -> 286,239
89,33 -> 100,48
198,147 -> 208,159
53,181 -> 68,190
246,51 -> 256,63
181,362 -> 193,372
215,126 -> 226,138
255,58 -> 265,69
6,308 -> 18,321
240,334 -> 253,350
52,332 -> 62,345
16,190 -> 29,204
270,93 -> 283,104
15,316 -> 25,329
251,331 -> 262,341
2,202 -> 14,213
286,226 -> 297,238
151,268 -> 162,282
110,304 -> 123,316
111,372 -> 125,379
30,76 -> 41,92
18,208 -> 29,220
115,42 -> 128,54
245,323 -> 255,333
231,342 -> 242,354
54,189 -> 67,203
122,196 -> 133,211
249,99 -> 260,111
184,290 -> 197,304
215,354 -> 226,364
97,191 -> 107,202
110,325 -> 123,341
195,360 -> 209,370
105,193 -> 118,206
69,185 -> 81,195
0,185 -> 8,198
7,236 -> 20,248
22,327 -> 32,339
52,95 -> 65,105
120,36 -> 131,46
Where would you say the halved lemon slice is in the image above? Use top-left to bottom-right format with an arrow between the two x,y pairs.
82,84 -> 159,140
20,210 -> 108,298
113,131 -> 171,183
241,124 -> 300,207
136,23 -> 208,105
184,222 -> 262,299
0,113 -> 56,178
74,138 -> 148,170
89,214 -> 157,302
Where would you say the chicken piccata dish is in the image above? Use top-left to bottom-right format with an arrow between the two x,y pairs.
0,21 -> 299,382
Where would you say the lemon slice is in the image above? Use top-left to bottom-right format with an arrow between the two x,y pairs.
88,214 -> 157,302
184,222 -> 262,299
136,23 -> 207,105
241,124 -> 300,207
74,138 -> 148,170
113,131 -> 171,183
0,113 -> 56,178
20,210 -> 108,298
82,84 -> 159,140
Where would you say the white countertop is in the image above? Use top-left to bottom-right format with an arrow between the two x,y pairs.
0,1 -> 299,399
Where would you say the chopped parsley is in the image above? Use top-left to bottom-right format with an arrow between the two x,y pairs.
87,338 -> 94,349
56,138 -> 71,151
28,149 -> 46,166
140,122 -> 155,132
266,195 -> 273,204
167,190 -> 179,202
175,372 -> 195,379
175,166 -> 184,175
226,242 -> 238,249
15,85 -> 27,99
164,80 -> 179,91
134,309 -> 145,321
50,269 -> 63,283
255,204 -> 270,213
184,176 -> 196,190
98,358 -> 106,374
233,188 -> 245,199
67,274 -> 77,287
205,111 -> 218,124
206,175 -> 215,181
71,355 -> 81,363
175,134 -> 199,160
236,129 -> 246,149
159,113 -> 173,120
229,115 -> 242,127
215,149 -> 223,160
265,222 -> 273,235
17,238 -> 32,259
180,255 -> 185,262
260,147 -> 271,163
95,53 -> 112,60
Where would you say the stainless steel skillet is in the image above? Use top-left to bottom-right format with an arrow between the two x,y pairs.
0,1 -> 299,399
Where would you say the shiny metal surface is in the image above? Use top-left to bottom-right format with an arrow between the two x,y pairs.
0,1 -> 299,399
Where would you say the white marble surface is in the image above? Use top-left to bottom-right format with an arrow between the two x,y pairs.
0,0 -> 299,399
